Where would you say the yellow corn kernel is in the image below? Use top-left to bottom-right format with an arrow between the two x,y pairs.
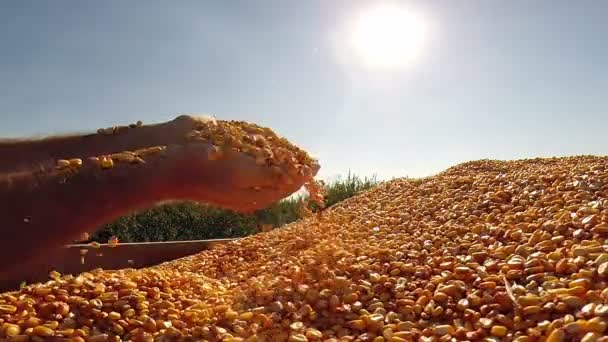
69,158 -> 82,167
56,159 -> 71,168
100,156 -> 114,169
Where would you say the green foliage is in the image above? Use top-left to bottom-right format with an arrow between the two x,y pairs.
323,171 -> 378,208
92,172 -> 378,243
253,197 -> 301,228
92,202 -> 258,243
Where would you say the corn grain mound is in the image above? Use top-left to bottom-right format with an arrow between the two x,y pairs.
2,156 -> 608,342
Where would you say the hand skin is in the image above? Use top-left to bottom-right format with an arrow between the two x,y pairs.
0,116 -> 318,279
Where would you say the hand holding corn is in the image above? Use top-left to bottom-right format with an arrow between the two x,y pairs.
0,115 -> 320,276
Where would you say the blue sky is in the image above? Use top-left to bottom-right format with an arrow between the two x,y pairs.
1,1 -> 606,180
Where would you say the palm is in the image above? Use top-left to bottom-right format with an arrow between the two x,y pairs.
154,140 -> 315,212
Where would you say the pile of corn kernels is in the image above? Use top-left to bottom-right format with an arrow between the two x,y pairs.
2,155 -> 608,341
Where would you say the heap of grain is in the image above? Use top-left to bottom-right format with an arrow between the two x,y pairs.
58,115 -> 321,195
2,156 -> 608,341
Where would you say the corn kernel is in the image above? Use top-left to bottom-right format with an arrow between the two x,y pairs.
69,158 -> 82,167
1,155 -> 608,341
100,156 -> 114,169
56,159 -> 71,168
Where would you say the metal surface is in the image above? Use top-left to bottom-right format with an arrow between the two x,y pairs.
0,238 -> 236,292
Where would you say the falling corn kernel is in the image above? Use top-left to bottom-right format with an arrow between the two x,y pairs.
69,158 -> 82,167
99,156 -> 114,169
108,236 -> 119,248
305,180 -> 325,209
297,200 -> 313,218
56,159 -> 71,168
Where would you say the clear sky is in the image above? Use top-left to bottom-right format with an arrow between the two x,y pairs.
1,1 -> 606,180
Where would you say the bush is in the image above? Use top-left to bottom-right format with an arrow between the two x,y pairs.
91,172 -> 378,243
92,202 -> 258,243
323,171 -> 378,208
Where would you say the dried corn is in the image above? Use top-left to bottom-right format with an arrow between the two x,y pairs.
185,116 -> 319,177
55,159 -> 70,169
68,158 -> 82,167
99,156 -> 114,169
134,146 -> 166,157
1,156 -> 607,341
108,236 -> 119,248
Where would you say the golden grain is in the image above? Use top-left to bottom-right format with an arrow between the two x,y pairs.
2,156 -> 608,340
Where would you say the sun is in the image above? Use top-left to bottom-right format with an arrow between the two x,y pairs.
350,5 -> 427,69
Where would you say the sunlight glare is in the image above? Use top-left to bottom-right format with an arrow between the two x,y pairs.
350,5 -> 427,69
